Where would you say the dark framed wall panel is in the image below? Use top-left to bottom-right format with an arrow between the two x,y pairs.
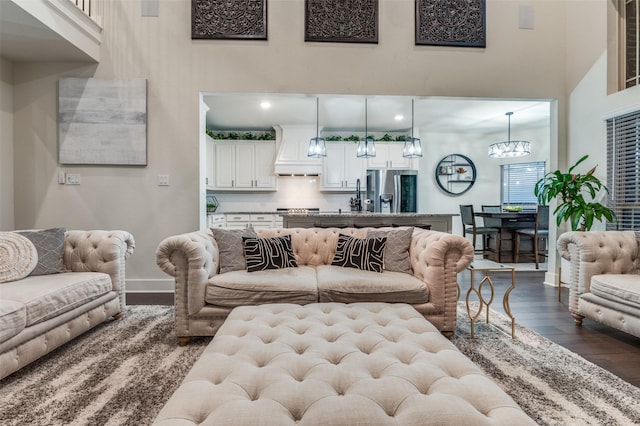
415,0 -> 486,47
305,0 -> 378,44
192,0 -> 267,40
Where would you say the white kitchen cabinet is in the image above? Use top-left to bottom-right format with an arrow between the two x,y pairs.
367,142 -> 416,170
214,143 -> 235,189
321,142 -> 366,191
213,141 -> 277,191
250,213 -> 275,229
207,213 -> 226,228
205,135 -> 215,190
225,213 -> 277,229
225,213 -> 251,228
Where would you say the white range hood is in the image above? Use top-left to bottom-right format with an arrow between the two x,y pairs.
273,125 -> 323,176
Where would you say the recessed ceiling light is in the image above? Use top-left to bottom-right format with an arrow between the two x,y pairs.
394,114 -> 404,121
260,101 -> 271,109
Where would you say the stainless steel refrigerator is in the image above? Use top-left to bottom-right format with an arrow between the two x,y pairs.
365,169 -> 418,213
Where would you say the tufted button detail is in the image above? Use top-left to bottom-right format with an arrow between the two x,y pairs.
157,303 -> 533,425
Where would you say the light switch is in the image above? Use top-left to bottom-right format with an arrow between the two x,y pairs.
58,171 -> 66,184
158,174 -> 170,186
519,5 -> 534,30
66,174 -> 81,185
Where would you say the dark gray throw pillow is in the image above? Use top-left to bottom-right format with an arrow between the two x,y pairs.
16,227 -> 66,276
211,228 -> 258,273
331,234 -> 386,273
368,227 -> 414,274
242,235 -> 298,272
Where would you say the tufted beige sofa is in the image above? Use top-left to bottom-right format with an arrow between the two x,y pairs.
0,230 -> 135,379
153,303 -> 535,425
557,230 -> 640,337
156,227 -> 474,344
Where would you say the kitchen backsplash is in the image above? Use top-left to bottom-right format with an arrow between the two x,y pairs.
208,175 -> 354,212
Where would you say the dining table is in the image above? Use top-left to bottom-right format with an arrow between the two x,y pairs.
474,210 -> 539,263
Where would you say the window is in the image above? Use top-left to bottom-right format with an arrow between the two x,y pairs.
501,161 -> 546,208
622,0 -> 639,89
606,109 -> 640,230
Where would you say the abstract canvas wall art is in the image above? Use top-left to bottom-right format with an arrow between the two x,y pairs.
58,78 -> 147,166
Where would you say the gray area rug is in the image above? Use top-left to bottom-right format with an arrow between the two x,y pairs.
1,304 -> 639,425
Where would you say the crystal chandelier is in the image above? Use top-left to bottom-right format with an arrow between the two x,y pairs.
488,112 -> 531,158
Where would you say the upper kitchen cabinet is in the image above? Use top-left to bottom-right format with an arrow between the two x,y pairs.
205,135 -> 215,190
367,143 -> 417,170
321,143 -> 366,191
212,141 -> 277,191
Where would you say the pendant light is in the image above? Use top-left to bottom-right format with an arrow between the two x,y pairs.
357,98 -> 376,158
488,112 -> 531,158
307,97 -> 327,158
403,99 -> 423,158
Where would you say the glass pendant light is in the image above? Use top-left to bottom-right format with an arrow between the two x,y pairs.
357,98 -> 376,158
308,97 -> 327,158
488,112 -> 531,158
403,99 -> 423,158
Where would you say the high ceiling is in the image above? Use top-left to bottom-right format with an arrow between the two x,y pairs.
204,93 -> 551,135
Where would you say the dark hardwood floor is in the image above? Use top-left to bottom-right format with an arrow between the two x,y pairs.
127,269 -> 640,388
458,269 -> 640,388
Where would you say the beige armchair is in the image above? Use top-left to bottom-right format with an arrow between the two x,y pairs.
557,230 -> 640,338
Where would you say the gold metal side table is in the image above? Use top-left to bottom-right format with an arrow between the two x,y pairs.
465,260 -> 516,338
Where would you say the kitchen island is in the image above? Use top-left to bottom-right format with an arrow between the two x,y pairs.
281,213 -> 455,233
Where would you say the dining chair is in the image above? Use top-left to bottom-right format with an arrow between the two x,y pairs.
481,205 -> 506,262
459,205 -> 500,261
514,205 -> 549,268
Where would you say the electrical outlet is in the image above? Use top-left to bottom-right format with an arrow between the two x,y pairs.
58,171 -> 66,184
66,173 -> 81,185
158,174 -> 170,186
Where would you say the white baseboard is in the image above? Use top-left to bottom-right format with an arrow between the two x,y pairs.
544,271 -> 567,288
126,278 -> 174,293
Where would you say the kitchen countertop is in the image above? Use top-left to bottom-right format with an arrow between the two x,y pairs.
215,211 -> 456,217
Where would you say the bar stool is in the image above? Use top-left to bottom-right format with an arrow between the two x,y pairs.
459,204 -> 500,261
514,205 -> 549,268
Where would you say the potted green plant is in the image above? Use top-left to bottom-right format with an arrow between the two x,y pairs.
534,155 -> 616,231
206,195 -> 218,213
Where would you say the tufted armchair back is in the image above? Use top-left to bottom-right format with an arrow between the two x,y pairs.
557,230 -> 640,312
63,230 -> 135,310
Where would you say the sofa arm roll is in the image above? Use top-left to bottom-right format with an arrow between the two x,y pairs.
156,231 -> 218,316
410,230 -> 474,331
557,231 -> 640,310
64,230 -> 135,310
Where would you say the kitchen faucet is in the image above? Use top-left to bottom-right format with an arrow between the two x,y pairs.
356,178 -> 362,212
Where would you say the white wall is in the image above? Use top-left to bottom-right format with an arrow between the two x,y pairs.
11,0 -> 588,291
419,124 -> 551,235
0,57 -> 14,231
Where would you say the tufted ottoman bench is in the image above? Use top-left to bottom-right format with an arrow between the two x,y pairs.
153,303 -> 535,425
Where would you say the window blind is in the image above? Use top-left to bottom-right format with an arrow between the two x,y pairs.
501,161 -> 546,207
606,109 -> 640,230
624,0 -> 639,89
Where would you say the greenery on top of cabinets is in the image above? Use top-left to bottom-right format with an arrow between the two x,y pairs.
324,133 -> 409,142
206,129 -> 276,140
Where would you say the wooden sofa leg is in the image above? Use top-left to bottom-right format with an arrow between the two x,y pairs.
177,337 -> 191,346
571,313 -> 585,325
113,312 -> 124,320
441,331 -> 454,340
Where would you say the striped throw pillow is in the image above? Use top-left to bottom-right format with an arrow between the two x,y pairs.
242,235 -> 298,272
331,234 -> 386,273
